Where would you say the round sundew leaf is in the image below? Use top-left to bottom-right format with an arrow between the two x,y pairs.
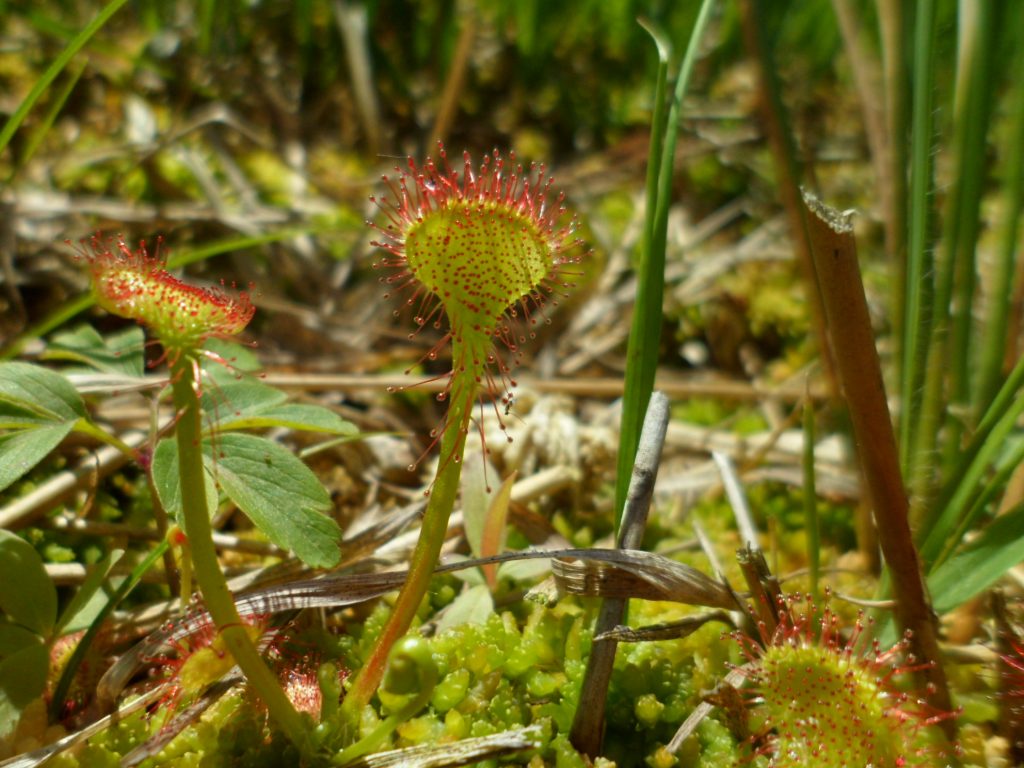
404,200 -> 552,333
757,641 -> 906,766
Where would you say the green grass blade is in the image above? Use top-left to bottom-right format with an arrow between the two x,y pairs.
49,540 -> 168,721
928,496 -> 1024,616
7,60 -> 85,184
803,396 -> 820,601
919,381 -> 1024,568
615,1 -> 717,526
931,352 -> 1024,520
899,0 -> 937,484
946,3 -> 1001,418
976,7 -> 1024,414
0,0 -> 130,159
612,22 -> 669,527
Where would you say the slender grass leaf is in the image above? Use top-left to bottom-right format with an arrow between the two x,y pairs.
615,1 -> 716,526
0,530 -> 57,637
9,59 -> 85,182
929,501 -> 1024,615
802,397 -> 819,600
900,0 -> 937,487
976,19 -> 1024,413
0,0 -> 130,156
54,549 -> 123,636
613,22 -> 669,528
919,386 -> 1024,567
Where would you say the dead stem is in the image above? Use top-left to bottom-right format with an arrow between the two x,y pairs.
569,391 -> 669,758
801,190 -> 955,740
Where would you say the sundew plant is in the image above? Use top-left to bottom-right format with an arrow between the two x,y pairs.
76,236 -> 332,753
340,144 -> 585,725
9,0 -> 1024,765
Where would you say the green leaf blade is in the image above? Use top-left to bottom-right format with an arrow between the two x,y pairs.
0,531 -> 57,637
212,433 -> 340,568
151,437 -> 218,522
0,422 -> 76,494
0,362 -> 86,422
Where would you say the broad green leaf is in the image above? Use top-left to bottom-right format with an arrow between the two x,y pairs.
0,399 -> 62,429
0,422 -> 75,493
0,637 -> 48,739
210,433 -> 340,568
0,362 -> 85,422
151,437 -> 218,522
0,623 -> 40,657
44,324 -> 145,376
200,379 -> 287,427
216,403 -> 358,436
200,380 -> 357,436
0,531 -> 56,637
929,502 -> 1024,615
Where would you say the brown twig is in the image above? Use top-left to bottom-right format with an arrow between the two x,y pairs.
428,4 -> 477,150
801,191 -> 955,739
738,0 -> 840,404
569,391 -> 669,758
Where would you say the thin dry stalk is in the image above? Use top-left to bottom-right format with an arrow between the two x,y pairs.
801,191 -> 954,738
569,391 -> 669,758
738,0 -> 840,402
831,0 -> 893,272
428,4 -> 477,150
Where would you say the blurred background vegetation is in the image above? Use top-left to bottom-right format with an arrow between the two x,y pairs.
0,0 -> 888,355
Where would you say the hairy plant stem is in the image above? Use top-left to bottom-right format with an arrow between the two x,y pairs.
341,356 -> 475,729
169,355 -> 310,754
